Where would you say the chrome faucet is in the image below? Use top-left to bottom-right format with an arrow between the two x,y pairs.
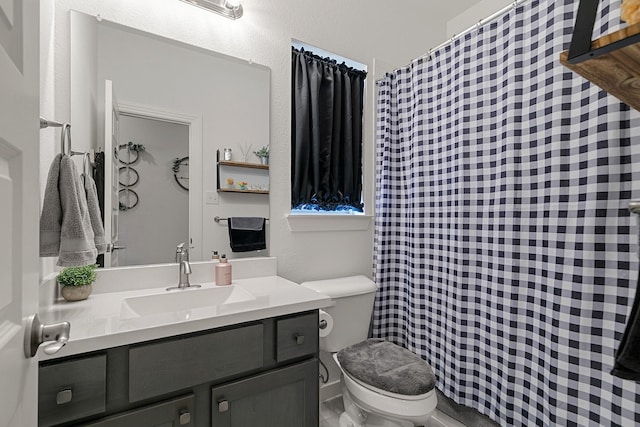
167,243 -> 200,291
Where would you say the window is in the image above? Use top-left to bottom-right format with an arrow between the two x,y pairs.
291,43 -> 367,214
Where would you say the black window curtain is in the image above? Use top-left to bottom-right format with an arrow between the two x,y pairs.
291,47 -> 366,212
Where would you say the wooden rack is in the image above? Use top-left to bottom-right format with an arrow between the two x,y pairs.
560,1 -> 640,112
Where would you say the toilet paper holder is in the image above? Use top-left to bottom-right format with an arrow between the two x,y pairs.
319,319 -> 328,330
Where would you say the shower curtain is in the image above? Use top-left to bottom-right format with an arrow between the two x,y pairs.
373,0 -> 640,426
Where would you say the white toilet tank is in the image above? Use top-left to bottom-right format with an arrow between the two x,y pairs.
300,275 -> 377,353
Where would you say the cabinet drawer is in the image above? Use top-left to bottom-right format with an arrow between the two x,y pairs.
129,323 -> 263,402
86,394 -> 195,427
276,311 -> 318,362
39,354 -> 106,427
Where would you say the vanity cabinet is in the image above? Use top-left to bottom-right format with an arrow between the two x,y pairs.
38,311 -> 319,427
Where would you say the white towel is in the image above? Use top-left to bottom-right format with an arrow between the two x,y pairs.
39,154 -> 97,267
83,173 -> 106,255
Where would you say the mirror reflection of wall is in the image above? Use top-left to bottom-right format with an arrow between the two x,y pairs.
69,10 -> 270,267
117,116 -> 189,266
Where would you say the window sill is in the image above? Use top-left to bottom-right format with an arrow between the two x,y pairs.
286,214 -> 372,232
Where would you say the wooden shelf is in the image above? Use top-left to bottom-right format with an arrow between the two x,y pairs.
218,188 -> 269,194
560,22 -> 640,111
219,160 -> 269,170
216,149 -> 269,194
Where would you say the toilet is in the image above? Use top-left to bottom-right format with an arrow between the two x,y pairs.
301,276 -> 438,427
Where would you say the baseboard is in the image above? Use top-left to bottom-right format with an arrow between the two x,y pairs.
319,379 -> 342,401
427,409 -> 467,427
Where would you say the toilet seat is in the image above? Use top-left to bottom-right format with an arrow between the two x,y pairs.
334,353 -> 438,421
337,338 -> 437,396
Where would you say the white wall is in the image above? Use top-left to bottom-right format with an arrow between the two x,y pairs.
446,0 -> 513,38
117,116 -> 189,266
40,0 -> 486,284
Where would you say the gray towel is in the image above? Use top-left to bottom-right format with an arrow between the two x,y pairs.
40,154 -> 63,257
83,173 -> 106,255
40,154 -> 97,267
230,217 -> 265,231
228,217 -> 266,252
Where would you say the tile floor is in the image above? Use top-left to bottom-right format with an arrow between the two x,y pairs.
319,391 -> 501,427
319,396 -> 344,427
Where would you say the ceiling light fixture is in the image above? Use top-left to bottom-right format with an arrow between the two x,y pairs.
180,0 -> 243,20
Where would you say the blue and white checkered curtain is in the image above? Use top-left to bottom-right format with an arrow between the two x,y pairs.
373,0 -> 640,425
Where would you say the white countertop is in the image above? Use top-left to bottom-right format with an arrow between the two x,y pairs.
38,275 -> 332,361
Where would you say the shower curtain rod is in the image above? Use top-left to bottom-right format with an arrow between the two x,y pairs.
419,0 -> 530,61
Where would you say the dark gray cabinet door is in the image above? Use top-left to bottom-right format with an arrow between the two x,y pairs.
211,359 -> 318,427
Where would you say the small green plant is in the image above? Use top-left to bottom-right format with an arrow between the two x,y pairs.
253,145 -> 269,158
57,264 -> 98,287
126,141 -> 146,152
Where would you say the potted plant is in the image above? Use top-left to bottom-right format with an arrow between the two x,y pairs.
57,264 -> 98,302
253,145 -> 269,165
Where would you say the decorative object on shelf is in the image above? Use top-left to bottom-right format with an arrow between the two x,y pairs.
253,145 -> 269,165
57,264 -> 98,302
119,188 -> 139,211
116,141 -> 146,165
239,143 -> 253,163
118,166 -> 139,187
226,177 -> 234,188
238,181 -> 248,190
172,156 -> 189,191
622,0 -> 640,25
223,148 -> 232,161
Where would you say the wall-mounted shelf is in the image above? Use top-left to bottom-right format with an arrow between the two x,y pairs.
216,149 -> 269,194
219,160 -> 269,170
219,188 -> 269,195
560,1 -> 640,112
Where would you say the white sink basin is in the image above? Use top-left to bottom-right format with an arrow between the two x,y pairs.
122,285 -> 256,317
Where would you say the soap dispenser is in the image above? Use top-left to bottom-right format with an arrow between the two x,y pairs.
215,254 -> 232,286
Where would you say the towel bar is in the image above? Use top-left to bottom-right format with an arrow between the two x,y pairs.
214,216 -> 269,223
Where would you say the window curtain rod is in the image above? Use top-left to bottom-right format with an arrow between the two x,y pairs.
419,0 -> 531,61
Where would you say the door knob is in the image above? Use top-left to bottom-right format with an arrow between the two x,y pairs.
24,314 -> 70,358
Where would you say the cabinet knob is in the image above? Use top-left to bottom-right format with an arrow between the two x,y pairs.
218,399 -> 229,413
295,334 -> 305,345
56,388 -> 73,405
179,410 -> 191,425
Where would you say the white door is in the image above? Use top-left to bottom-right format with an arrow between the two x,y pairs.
0,0 -> 40,426
104,80 -> 120,267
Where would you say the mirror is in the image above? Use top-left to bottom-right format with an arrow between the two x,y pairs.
69,11 -> 270,267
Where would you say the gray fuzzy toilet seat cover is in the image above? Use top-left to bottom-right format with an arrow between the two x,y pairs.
337,338 -> 436,395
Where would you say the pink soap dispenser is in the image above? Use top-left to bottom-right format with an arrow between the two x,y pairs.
215,254 -> 232,286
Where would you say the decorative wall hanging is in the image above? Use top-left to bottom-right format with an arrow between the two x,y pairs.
118,189 -> 139,211
118,166 -> 139,187
172,156 -> 189,191
116,141 -> 146,165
